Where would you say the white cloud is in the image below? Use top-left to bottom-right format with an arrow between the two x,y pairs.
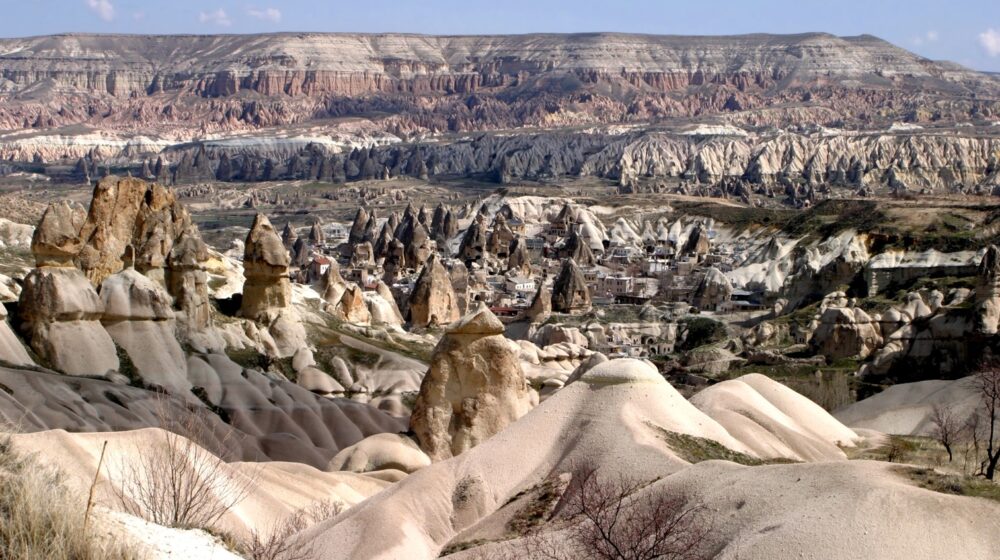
85,0 -> 115,22
912,30 -> 939,47
199,8 -> 232,27
248,7 -> 282,23
132,11 -> 145,21
980,28 -> 1000,57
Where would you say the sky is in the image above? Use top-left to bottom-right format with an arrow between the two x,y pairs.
1,0 -> 999,71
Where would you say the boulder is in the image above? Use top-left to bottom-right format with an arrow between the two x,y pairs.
31,202 -> 84,267
409,304 -> 534,461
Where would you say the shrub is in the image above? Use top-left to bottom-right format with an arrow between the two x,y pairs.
242,499 -> 343,560
108,407 -> 256,530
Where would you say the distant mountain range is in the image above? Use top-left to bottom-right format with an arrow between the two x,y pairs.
1,32 -> 998,135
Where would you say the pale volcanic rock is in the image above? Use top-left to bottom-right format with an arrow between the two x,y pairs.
328,433 -> 431,474
347,208 -> 370,246
335,284 -> 372,324
31,201 -> 85,267
407,254 -> 461,327
506,237 -> 531,274
974,244 -> 1000,334
18,266 -> 119,376
99,268 -> 189,392
691,373 -> 858,461
559,228 -> 596,266
521,282 -> 552,323
409,304 -> 534,461
809,306 -> 883,360
167,226 -> 214,334
551,258 -> 591,314
320,260 -> 348,305
0,303 -> 32,367
365,290 -> 404,328
692,266 -> 733,310
240,213 -> 292,320
76,177 -> 187,286
682,222 -> 711,255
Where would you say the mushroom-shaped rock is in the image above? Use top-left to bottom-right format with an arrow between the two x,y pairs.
407,254 -> 461,327
240,213 -> 292,320
167,226 -> 212,331
31,202 -> 84,267
409,304 -> 534,461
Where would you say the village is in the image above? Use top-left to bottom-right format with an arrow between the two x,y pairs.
273,198 -> 772,361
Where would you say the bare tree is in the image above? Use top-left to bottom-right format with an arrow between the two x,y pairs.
518,464 -> 710,560
108,404 -> 256,530
971,362 -> 1000,480
929,404 -> 960,462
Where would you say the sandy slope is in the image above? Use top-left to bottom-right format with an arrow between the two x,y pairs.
454,460 -> 1000,560
692,373 -> 859,461
834,377 -> 980,435
8,428 -> 391,538
291,360 -> 861,560
96,509 -> 244,560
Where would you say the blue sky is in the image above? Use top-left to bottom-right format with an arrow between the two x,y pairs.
2,0 -> 999,71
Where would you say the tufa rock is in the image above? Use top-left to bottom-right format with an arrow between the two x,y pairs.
409,304 -> 534,461
240,213 -> 292,320
407,254 -> 461,327
551,259 -> 592,314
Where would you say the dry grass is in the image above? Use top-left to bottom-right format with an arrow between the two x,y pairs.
0,435 -> 138,560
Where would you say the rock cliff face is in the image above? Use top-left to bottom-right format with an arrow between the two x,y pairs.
1,32 -> 996,136
409,304 -> 533,461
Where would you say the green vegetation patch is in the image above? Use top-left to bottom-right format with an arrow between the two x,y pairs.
677,316 -> 728,352
898,467 -> 1000,504
650,425 -> 797,466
